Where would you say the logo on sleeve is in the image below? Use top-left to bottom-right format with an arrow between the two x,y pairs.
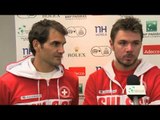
21,94 -> 42,100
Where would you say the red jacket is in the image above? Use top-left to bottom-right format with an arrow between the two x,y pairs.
0,56 -> 79,105
83,59 -> 160,105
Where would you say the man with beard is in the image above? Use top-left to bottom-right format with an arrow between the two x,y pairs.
83,17 -> 160,105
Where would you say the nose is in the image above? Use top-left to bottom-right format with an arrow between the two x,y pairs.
126,43 -> 133,52
58,45 -> 65,54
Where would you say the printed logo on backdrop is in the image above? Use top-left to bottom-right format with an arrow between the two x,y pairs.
17,15 -> 37,19
144,20 -> 160,38
65,15 -> 87,20
79,83 -> 83,94
17,25 -> 30,36
41,15 -> 60,18
22,47 -> 32,58
69,67 -> 86,76
143,45 -> 160,55
146,21 -> 157,32
91,46 -> 112,57
59,86 -> 70,98
67,26 -> 87,37
68,47 -> 86,57
95,26 -> 107,36
17,25 -> 30,41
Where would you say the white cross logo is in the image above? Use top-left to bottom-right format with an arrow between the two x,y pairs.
61,89 -> 68,96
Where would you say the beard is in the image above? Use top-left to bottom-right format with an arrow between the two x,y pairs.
116,56 -> 138,68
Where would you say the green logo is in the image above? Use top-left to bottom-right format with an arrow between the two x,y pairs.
79,83 -> 83,94
18,25 -> 26,35
146,21 -> 157,32
128,86 -> 135,93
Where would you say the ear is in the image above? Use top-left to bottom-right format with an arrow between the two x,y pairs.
109,39 -> 114,50
32,39 -> 40,52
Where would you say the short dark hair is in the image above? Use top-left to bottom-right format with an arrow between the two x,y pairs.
110,17 -> 143,43
28,19 -> 68,55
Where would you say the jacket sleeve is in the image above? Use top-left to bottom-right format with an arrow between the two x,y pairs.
0,77 -> 10,105
83,74 -> 97,105
71,76 -> 79,105
148,68 -> 160,105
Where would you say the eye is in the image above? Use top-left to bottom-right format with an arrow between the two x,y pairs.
52,41 -> 60,47
133,41 -> 141,45
119,41 -> 127,46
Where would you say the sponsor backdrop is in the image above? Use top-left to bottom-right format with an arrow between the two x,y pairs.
15,15 -> 160,104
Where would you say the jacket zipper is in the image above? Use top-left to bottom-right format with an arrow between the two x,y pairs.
46,79 -> 50,105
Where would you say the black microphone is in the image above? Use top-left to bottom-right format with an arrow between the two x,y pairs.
126,75 -> 146,105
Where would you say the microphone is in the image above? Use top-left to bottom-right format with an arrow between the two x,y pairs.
126,75 -> 146,105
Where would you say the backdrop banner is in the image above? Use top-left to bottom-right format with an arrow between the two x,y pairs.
15,15 -> 160,104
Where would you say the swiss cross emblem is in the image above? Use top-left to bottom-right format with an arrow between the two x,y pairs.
59,86 -> 70,98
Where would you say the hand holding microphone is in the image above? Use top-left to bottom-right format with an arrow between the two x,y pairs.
126,75 -> 146,105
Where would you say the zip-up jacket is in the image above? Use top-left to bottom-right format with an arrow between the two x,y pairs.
83,59 -> 160,105
0,56 -> 79,105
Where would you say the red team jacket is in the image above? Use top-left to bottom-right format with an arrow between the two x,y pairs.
83,59 -> 160,105
0,56 -> 79,105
